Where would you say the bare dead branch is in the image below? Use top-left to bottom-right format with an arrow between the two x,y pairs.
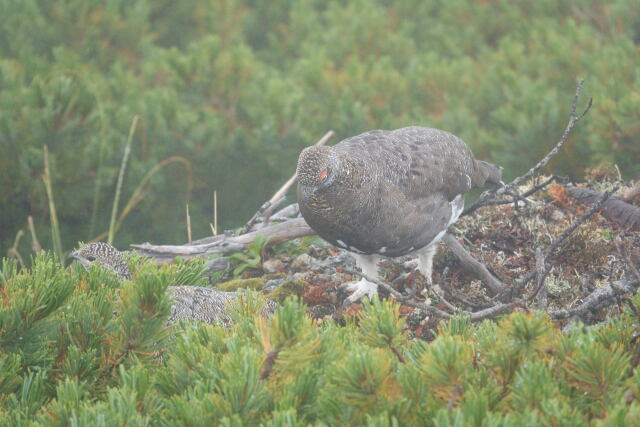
623,184 -> 640,201
188,232 -> 227,246
185,204 -> 192,243
468,301 -> 521,322
252,204 -> 301,231
548,278 -> 639,320
544,186 -> 618,258
566,185 -> 640,231
614,239 -> 640,284
438,280 -> 495,310
442,233 -> 507,295
6,229 -> 25,268
390,345 -> 406,364
535,248 -> 549,309
506,80 -> 591,190
341,267 -> 453,318
527,248 -> 547,303
260,347 -> 281,380
241,130 -> 334,233
447,383 -> 463,411
469,176 -> 556,212
342,266 -> 520,322
521,176 -> 557,199
28,216 -> 42,254
438,294 -> 462,313
132,218 -> 315,262
464,80 -> 591,216
507,185 -> 618,299
271,203 -> 300,220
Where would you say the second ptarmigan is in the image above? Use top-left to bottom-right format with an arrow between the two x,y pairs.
296,126 -> 502,305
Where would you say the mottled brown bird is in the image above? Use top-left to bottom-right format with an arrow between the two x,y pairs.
68,242 -> 277,326
297,126 -> 502,304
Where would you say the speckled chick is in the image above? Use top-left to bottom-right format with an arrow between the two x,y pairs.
69,242 -> 277,326
297,126 -> 502,304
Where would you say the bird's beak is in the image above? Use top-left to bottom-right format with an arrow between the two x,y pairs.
67,251 -> 78,261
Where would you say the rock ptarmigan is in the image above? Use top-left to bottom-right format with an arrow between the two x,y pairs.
296,126 -> 502,305
68,242 -> 277,326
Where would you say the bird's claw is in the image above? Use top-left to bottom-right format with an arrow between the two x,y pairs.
340,278 -> 378,306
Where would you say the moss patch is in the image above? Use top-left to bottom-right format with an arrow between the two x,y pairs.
269,279 -> 309,303
216,278 -> 266,292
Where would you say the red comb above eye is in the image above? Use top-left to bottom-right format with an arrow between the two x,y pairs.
318,169 -> 327,182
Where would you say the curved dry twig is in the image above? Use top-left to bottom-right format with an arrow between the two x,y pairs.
548,278 -> 639,320
442,233 -> 506,295
132,217 -> 315,262
240,130 -> 334,233
464,80 -> 592,216
567,185 -> 640,231
505,185 -> 618,300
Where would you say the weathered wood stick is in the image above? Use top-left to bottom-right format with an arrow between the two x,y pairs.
241,130 -> 335,233
442,233 -> 507,295
567,184 -> 640,230
464,80 -> 591,216
132,218 -> 315,261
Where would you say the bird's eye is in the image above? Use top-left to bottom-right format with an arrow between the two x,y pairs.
318,168 -> 328,183
86,256 -> 96,262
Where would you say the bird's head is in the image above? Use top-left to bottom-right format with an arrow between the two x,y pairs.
296,145 -> 340,203
68,242 -> 131,280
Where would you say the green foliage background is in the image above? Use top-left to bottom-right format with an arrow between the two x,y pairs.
1,0 -> 638,253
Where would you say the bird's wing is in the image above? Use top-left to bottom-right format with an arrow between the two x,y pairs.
371,187 -> 460,256
336,126 -> 479,201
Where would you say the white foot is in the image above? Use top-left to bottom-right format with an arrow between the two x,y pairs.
341,278 -> 379,306
403,259 -> 418,269
417,245 -> 437,285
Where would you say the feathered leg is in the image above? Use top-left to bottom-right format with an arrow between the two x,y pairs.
416,244 -> 437,287
341,253 -> 381,306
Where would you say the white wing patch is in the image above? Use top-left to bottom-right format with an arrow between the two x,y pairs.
336,239 -> 365,254
421,194 -> 465,251
448,194 -> 464,227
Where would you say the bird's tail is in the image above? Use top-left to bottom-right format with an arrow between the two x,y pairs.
473,160 -> 503,189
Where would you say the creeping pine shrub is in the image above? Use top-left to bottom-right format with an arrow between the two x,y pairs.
1,252 -> 640,424
3,0 -> 640,254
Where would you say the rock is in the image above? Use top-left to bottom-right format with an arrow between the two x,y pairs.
292,272 -> 310,281
263,278 -> 285,292
204,257 -> 230,276
312,251 -> 356,274
262,258 -> 285,273
291,254 -> 313,271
